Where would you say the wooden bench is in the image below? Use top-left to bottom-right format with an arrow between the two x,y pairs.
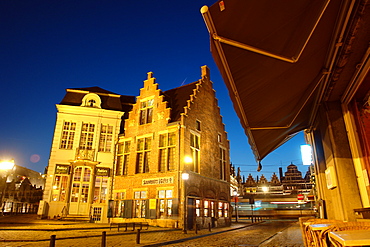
110,222 -> 149,231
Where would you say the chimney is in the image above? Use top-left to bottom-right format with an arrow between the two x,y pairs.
279,167 -> 283,181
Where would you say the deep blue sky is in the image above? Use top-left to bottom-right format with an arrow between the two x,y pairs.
0,1 -> 308,179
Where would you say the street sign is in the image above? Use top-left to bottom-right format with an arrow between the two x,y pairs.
297,194 -> 304,200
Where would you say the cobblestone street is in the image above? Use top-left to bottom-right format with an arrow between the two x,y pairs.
0,215 -> 304,247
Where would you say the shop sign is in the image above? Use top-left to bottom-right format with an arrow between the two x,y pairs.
55,165 -> 70,174
96,167 -> 110,176
142,177 -> 174,185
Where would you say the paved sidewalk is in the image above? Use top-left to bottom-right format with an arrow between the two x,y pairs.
0,214 -> 304,246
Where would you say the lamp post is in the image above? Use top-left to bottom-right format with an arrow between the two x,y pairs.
233,190 -> 239,222
0,159 -> 15,215
182,156 -> 192,234
182,172 -> 189,233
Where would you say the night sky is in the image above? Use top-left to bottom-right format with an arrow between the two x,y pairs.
0,1 -> 308,179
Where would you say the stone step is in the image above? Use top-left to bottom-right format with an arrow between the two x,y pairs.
61,215 -> 91,222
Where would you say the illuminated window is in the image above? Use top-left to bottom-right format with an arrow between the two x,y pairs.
218,202 -> 223,217
52,175 -> 68,202
219,148 -> 227,180
159,132 -> 176,172
134,191 -> 147,218
99,124 -> 113,152
80,123 -> 95,150
60,121 -> 76,149
139,99 -> 154,125
158,189 -> 173,218
204,200 -> 210,217
93,176 -> 108,203
190,133 -> 200,172
224,202 -> 229,217
210,201 -> 215,217
195,199 -> 201,217
116,141 -> 130,176
113,191 -> 125,217
136,137 -> 151,173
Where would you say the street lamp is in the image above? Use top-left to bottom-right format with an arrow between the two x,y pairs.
182,156 -> 192,233
261,186 -> 269,193
0,159 -> 15,215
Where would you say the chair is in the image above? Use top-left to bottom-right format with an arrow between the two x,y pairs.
301,218 -> 342,247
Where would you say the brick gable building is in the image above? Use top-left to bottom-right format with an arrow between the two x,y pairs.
113,66 -> 231,229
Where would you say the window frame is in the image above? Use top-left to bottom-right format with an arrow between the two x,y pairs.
190,132 -> 200,173
139,98 -> 154,125
60,121 -> 76,149
136,137 -> 151,174
93,176 -> 108,204
219,147 -> 227,180
133,190 -> 147,218
116,140 -> 131,176
113,191 -> 126,217
80,122 -> 95,150
98,124 -> 113,152
158,132 -> 176,172
52,174 -> 69,202
157,189 -> 173,218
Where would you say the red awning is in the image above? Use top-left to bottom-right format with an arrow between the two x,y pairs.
201,0 -> 352,161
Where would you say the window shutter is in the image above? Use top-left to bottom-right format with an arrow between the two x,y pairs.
147,199 -> 157,219
123,200 -> 132,218
171,198 -> 179,216
145,199 -> 152,219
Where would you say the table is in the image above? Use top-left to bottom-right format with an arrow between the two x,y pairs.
309,223 -> 334,247
329,230 -> 370,246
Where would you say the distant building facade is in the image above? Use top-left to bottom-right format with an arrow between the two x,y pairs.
41,66 -> 231,227
1,165 -> 44,214
242,163 -> 312,196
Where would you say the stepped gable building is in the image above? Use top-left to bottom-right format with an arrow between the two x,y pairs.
281,163 -> 312,194
270,173 -> 281,186
40,86 -> 135,222
112,66 -> 230,229
40,66 -> 231,227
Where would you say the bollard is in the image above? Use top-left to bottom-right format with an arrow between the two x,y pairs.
101,231 -> 106,247
50,235 -> 56,247
136,229 -> 141,244
195,224 -> 198,234
208,222 -> 211,232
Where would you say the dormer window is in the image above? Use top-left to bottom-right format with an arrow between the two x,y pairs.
81,93 -> 102,108
88,99 -> 96,107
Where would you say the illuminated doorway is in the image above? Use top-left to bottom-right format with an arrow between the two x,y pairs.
69,166 -> 92,215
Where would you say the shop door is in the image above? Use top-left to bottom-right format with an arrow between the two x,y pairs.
69,166 -> 92,215
187,198 -> 195,230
